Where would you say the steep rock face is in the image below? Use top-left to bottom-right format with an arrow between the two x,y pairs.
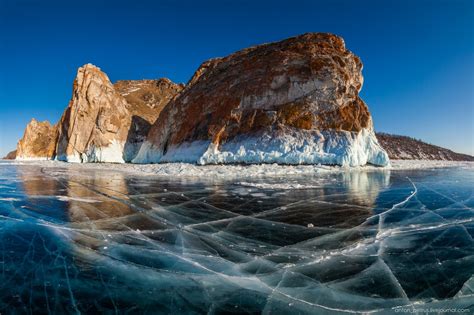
134,33 -> 389,166
114,78 -> 184,121
16,119 -> 57,160
376,133 -> 474,161
55,64 -> 130,163
3,150 -> 17,160
114,79 -> 184,158
55,64 -> 182,163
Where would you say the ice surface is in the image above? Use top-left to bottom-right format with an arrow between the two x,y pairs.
133,128 -> 390,167
15,156 -> 53,161
0,160 -> 473,313
9,159 -> 473,179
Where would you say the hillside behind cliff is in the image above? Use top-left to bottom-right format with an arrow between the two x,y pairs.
376,133 -> 474,161
2,150 -> 17,160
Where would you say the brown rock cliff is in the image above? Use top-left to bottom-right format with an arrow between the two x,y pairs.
134,33 -> 388,166
55,64 -> 182,162
16,119 -> 57,160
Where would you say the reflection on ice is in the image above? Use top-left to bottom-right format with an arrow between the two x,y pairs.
0,162 -> 473,314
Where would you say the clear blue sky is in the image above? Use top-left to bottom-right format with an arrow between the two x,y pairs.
0,0 -> 473,156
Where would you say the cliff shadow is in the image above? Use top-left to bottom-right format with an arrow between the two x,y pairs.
124,115 -> 152,162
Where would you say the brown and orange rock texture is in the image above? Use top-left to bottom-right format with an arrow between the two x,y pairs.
15,64 -> 182,163
9,33 -> 470,165
2,150 -> 17,160
55,64 -> 183,163
54,64 -> 132,163
133,33 -> 389,166
16,119 -> 58,160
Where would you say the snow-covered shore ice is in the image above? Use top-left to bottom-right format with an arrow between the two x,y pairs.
133,128 -> 390,167
4,159 -> 473,178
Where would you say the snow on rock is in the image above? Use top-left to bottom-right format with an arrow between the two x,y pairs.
134,33 -> 390,167
198,127 -> 389,166
138,127 -> 389,166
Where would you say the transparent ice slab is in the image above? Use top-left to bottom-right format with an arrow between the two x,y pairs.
0,162 -> 473,314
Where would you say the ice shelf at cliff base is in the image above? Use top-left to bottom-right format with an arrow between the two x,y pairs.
135,128 -> 388,166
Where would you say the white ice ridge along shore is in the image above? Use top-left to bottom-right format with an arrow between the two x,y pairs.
133,128 -> 389,167
7,160 -> 472,180
15,156 -> 54,161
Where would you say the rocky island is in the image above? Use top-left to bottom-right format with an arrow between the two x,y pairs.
10,33 -> 390,166
134,33 -> 389,166
8,33 -> 472,166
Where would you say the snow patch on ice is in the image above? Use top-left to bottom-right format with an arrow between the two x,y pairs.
237,182 -> 321,190
7,159 -> 472,179
16,156 -> 53,161
0,197 -> 20,202
56,196 -> 101,203
390,160 -> 474,170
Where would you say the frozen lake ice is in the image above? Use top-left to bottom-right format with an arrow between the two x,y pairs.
0,161 -> 473,314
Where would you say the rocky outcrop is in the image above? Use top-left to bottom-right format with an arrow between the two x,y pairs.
55,64 -> 130,163
3,150 -> 17,160
114,78 -> 184,121
55,64 -> 182,163
16,119 -> 57,160
376,133 -> 474,161
114,79 -> 184,159
134,33 -> 389,166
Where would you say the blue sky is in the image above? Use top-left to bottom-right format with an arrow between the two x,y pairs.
0,0 -> 473,156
